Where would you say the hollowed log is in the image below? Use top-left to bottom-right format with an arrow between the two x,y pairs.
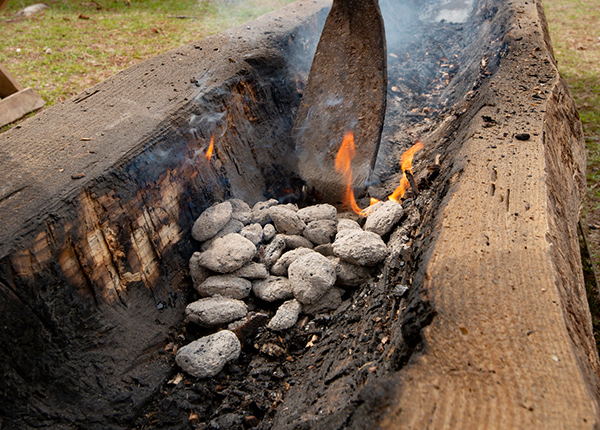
0,0 -> 598,428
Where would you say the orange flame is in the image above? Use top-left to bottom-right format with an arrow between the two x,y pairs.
389,140 -> 424,203
334,132 -> 424,215
205,134 -> 215,161
335,131 -> 363,215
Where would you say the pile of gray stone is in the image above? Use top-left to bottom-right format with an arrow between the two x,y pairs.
176,198 -> 405,378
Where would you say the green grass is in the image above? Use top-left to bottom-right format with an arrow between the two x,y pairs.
544,0 -> 600,345
0,0 -> 295,109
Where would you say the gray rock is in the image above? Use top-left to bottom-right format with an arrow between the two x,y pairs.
189,252 -> 211,288
229,198 -> 252,224
269,206 -> 306,235
230,262 -> 269,279
186,296 -> 248,327
240,223 -> 263,245
192,201 -> 232,242
314,243 -> 334,256
252,199 -> 279,225
270,248 -> 314,276
288,252 -> 337,305
263,223 -> 277,242
197,233 -> 256,273
303,287 -> 343,315
262,235 -> 286,267
303,219 -> 338,245
268,299 -> 302,331
252,276 -> 294,302
297,204 -> 337,223
337,218 -> 362,232
175,330 -> 241,378
332,230 -> 389,266
278,234 -> 314,250
196,275 -> 252,299
329,256 -> 372,287
364,200 -> 404,236
279,203 -> 299,212
200,218 -> 244,251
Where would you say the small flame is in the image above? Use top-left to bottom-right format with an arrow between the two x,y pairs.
335,131 -> 363,215
334,132 -> 424,216
389,140 -> 424,203
205,134 -> 215,161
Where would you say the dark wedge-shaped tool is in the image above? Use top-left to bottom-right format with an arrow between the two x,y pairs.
293,0 -> 387,204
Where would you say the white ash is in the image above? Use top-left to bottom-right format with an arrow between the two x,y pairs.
175,330 -> 240,378
262,223 -> 277,242
303,219 -> 338,245
240,223 -> 263,245
297,203 -> 337,223
252,276 -> 294,302
288,251 -> 337,305
262,235 -> 286,267
267,299 -> 302,331
277,234 -> 314,250
197,233 -> 256,273
270,248 -> 314,276
192,201 -> 232,242
332,229 -> 389,266
196,275 -> 252,300
252,199 -> 278,225
186,296 -> 248,327
364,200 -> 404,237
230,262 -> 269,279
268,206 -> 306,235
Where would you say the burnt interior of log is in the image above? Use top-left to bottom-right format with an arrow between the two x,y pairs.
1,0 -> 597,428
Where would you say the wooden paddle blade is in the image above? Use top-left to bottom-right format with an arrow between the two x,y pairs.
293,0 -> 387,204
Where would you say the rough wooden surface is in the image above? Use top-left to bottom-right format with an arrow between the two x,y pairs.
0,87 -> 45,127
0,1 -> 329,426
380,0 -> 600,427
0,63 -> 23,97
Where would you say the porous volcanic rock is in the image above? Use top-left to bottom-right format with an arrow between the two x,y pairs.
303,219 -> 338,245
175,330 -> 241,378
297,203 -> 337,223
271,248 -> 314,276
332,229 -> 389,266
231,262 -> 269,279
252,199 -> 278,225
288,252 -> 337,305
337,218 -> 362,231
197,233 -> 257,273
186,296 -> 248,327
252,276 -> 294,302
363,200 -> 404,236
192,201 -> 233,242
267,299 -> 302,331
196,275 -> 252,299
269,206 -> 306,235
263,235 -> 286,267
240,223 -> 263,245
229,198 -> 252,224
